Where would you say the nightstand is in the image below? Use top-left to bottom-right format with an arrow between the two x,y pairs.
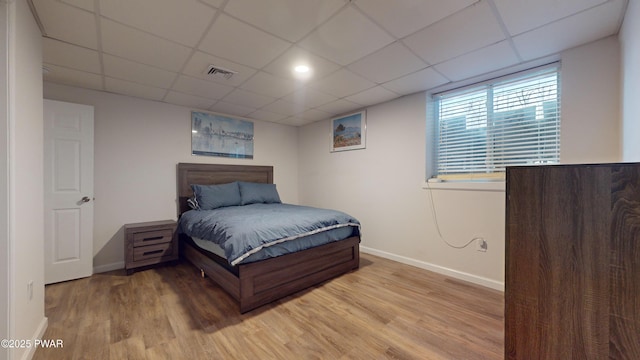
124,220 -> 178,275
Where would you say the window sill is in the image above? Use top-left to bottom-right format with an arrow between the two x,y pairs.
421,180 -> 505,192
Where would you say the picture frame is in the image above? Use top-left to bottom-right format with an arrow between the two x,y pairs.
191,111 -> 254,159
331,110 -> 366,152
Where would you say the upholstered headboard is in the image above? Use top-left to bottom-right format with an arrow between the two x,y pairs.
176,163 -> 273,216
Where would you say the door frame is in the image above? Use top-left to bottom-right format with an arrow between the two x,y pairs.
1,1 -> 12,359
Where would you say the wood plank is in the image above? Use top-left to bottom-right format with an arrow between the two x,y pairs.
34,254 -> 504,359
609,166 -> 640,359
508,165 -> 612,359
506,163 -> 640,360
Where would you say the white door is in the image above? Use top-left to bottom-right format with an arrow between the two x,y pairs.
44,99 -> 94,284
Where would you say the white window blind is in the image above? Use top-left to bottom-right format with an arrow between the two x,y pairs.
433,66 -> 560,180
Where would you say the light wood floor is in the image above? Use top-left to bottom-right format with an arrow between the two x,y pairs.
34,253 -> 504,360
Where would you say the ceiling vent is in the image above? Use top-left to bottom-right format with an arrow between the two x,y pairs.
205,65 -> 237,80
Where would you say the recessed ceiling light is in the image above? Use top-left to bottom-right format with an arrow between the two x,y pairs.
294,65 -> 310,73
293,64 -> 313,80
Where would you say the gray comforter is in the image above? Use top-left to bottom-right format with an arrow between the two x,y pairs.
178,203 -> 360,265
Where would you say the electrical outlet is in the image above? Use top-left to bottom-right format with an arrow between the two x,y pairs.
476,238 -> 488,252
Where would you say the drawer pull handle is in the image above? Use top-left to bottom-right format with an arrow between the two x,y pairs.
143,236 -> 164,241
143,249 -> 164,256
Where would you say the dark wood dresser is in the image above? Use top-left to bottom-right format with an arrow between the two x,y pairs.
505,163 -> 640,359
124,220 -> 178,275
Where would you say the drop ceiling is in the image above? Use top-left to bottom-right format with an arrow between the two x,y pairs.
32,0 -> 628,126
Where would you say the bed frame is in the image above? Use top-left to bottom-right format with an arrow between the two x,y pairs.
176,163 -> 360,313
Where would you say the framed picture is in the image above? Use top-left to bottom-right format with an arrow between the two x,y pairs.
191,111 -> 254,159
331,110 -> 366,152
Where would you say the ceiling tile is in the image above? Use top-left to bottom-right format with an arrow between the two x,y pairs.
33,0 -> 628,127
199,14 -> 291,69
246,109 -> 289,123
299,108 -> 332,122
347,42 -> 427,84
278,116 -> 306,126
199,0 -> 223,8
172,75 -> 235,99
60,0 -> 95,12
261,99 -> 308,116
355,0 -> 478,38
42,38 -> 101,73
315,99 -> 362,116
101,19 -> 192,72
224,0 -> 345,42
33,0 -> 98,49
345,86 -> 398,106
283,87 -> 337,108
103,54 -> 177,89
99,0 -> 215,47
381,67 -> 449,95
513,0 -> 626,61
493,0 -> 607,36
208,101 -> 256,117
308,69 -> 376,98
240,72 -> 299,98
221,89 -> 276,109
164,91 -> 217,109
263,46 -> 341,80
181,51 -> 257,87
104,77 -> 167,101
43,64 -> 103,90
298,6 -> 394,66
403,1 -> 504,65
434,41 -> 519,82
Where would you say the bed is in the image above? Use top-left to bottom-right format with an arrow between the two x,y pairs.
176,163 -> 360,313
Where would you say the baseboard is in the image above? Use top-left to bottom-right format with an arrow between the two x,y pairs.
360,246 -> 504,291
93,261 -> 124,274
20,317 -> 48,360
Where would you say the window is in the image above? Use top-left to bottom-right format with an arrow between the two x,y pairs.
432,65 -> 560,180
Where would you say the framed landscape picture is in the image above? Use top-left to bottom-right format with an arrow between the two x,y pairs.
191,111 -> 254,159
331,110 -> 366,152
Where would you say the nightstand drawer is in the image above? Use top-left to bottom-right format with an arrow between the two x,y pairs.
133,229 -> 173,247
133,242 -> 174,262
125,220 -> 178,274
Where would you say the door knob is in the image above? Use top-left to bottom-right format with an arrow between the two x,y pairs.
81,196 -> 90,203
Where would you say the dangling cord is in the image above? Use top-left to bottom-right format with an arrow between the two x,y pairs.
426,181 -> 479,249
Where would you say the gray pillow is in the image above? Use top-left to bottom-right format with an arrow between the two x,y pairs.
191,182 -> 241,210
238,181 -> 281,205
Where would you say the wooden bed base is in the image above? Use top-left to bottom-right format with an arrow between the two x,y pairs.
176,163 -> 360,313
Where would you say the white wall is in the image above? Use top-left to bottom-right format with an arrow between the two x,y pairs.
620,0 -> 640,161
7,0 -> 47,359
561,36 -> 621,163
299,36 -> 621,289
0,2 -> 10,359
43,82 -> 300,271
